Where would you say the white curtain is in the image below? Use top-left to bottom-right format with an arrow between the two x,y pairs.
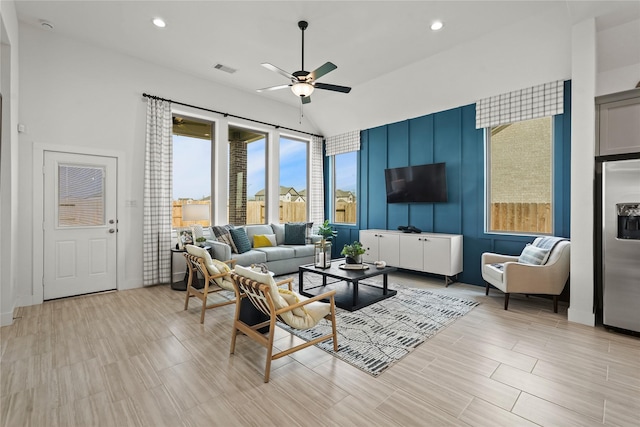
143,98 -> 173,285
309,135 -> 325,234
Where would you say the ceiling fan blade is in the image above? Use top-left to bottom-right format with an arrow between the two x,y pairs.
301,96 -> 311,104
314,82 -> 352,93
261,63 -> 294,80
257,84 -> 291,92
309,62 -> 337,81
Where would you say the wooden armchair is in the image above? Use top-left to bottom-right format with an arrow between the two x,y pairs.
183,245 -> 237,323
229,265 -> 338,382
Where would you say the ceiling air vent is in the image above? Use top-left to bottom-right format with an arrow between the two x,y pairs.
213,63 -> 237,74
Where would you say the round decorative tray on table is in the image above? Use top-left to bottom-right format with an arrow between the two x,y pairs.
338,263 -> 369,270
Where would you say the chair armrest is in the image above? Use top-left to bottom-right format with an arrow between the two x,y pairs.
275,277 -> 294,291
208,240 -> 232,261
275,289 -> 337,315
224,259 -> 237,268
309,234 -> 321,244
503,262 -> 568,295
482,252 -> 519,265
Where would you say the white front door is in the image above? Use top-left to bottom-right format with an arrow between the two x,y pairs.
43,151 -> 117,300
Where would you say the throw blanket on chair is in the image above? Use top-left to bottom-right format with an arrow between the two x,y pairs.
534,236 -> 568,252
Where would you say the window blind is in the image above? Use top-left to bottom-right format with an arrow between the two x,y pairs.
325,130 -> 361,156
475,80 -> 564,129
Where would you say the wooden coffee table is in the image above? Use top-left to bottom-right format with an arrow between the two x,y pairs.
298,260 -> 397,311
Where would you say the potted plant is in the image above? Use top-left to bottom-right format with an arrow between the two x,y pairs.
341,241 -> 366,264
195,236 -> 207,247
315,220 -> 337,268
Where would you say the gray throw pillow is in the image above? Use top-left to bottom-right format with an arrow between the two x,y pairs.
284,222 -> 306,245
270,223 -> 285,245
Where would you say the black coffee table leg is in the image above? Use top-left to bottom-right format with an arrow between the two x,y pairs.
298,269 -> 304,294
383,273 -> 388,295
353,280 -> 359,306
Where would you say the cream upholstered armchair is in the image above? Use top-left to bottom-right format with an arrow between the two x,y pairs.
229,265 -> 338,383
481,237 -> 570,312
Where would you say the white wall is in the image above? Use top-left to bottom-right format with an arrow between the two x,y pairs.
569,19 -> 597,326
16,23 -> 318,306
596,18 -> 640,95
312,4 -> 573,136
0,0 -> 20,326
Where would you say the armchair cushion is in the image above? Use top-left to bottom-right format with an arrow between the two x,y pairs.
234,265 -> 331,330
518,245 -> 551,265
185,245 -> 234,291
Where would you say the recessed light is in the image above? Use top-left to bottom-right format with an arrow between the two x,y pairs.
152,18 -> 166,28
430,21 -> 444,31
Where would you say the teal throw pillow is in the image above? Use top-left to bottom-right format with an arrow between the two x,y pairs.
229,227 -> 251,254
284,223 -> 306,245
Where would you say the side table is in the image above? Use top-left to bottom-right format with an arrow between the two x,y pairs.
170,245 -> 211,291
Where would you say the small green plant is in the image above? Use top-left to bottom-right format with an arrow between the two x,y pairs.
341,241 -> 366,258
317,219 -> 337,242
196,237 -> 207,243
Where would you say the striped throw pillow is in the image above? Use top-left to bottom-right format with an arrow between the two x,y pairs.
518,244 -> 550,265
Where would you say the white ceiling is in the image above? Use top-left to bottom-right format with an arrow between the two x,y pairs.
14,1 -> 640,134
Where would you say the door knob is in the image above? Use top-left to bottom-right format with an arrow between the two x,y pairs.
109,219 -> 115,224
109,229 -> 115,233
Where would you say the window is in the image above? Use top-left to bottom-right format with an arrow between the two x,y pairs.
172,115 -> 213,229
229,125 -> 266,225
332,151 -> 358,224
279,137 -> 308,222
486,116 -> 553,234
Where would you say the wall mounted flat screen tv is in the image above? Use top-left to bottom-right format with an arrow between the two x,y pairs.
385,162 -> 448,203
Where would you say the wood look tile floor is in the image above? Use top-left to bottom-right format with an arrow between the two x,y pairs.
2,272 -> 639,426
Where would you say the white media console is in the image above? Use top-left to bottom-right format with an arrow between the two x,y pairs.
359,229 -> 463,285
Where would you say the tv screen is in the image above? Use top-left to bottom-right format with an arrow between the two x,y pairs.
385,162 -> 448,203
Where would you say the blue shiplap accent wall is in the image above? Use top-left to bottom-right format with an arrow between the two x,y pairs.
326,81 -> 571,287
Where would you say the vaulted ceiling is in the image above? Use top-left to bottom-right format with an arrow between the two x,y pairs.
15,1 -> 639,135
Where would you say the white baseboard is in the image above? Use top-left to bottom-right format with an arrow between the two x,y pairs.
568,307 -> 595,326
119,279 -> 144,291
0,307 -> 15,326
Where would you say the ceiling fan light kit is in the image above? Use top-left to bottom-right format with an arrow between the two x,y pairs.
291,82 -> 314,97
258,20 -> 351,104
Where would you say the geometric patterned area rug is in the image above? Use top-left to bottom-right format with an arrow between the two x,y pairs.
279,282 -> 479,377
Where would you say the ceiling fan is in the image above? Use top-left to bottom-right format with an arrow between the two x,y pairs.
257,20 -> 351,104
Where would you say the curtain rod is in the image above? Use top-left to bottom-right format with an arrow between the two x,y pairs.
142,93 -> 323,138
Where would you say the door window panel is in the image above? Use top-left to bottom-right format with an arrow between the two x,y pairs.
58,165 -> 105,227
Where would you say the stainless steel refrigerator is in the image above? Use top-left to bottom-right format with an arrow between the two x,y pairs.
602,158 -> 640,333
